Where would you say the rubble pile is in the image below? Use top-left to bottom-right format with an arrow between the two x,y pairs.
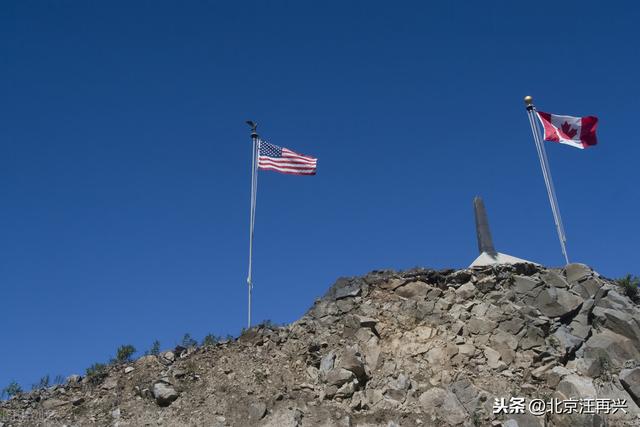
2,263 -> 640,426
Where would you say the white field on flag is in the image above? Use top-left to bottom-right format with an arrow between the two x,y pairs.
257,140 -> 317,175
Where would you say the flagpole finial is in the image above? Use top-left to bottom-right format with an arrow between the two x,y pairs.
245,120 -> 259,139
524,95 -> 533,106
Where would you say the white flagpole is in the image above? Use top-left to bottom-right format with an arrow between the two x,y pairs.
524,96 -> 570,265
246,121 -> 260,329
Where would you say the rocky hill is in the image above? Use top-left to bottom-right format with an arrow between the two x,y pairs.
2,263 -> 640,427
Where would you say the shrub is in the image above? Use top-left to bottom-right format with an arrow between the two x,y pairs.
616,274 -> 639,302
32,375 -> 50,390
85,363 -> 107,385
181,333 -> 197,348
115,344 -> 136,363
201,334 -> 219,347
149,339 -> 161,356
2,381 -> 22,399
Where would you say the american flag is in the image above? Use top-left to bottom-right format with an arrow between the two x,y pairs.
257,140 -> 317,176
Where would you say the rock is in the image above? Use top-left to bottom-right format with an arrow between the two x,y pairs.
161,351 -> 175,363
468,317 -> 497,335
319,351 -> 336,378
620,367 -> 640,404
455,282 -> 476,300
535,287 -> 583,318
325,368 -> 354,387
66,374 -> 81,385
124,366 -> 134,374
338,346 -> 368,382
101,377 -> 117,390
42,398 -> 69,410
395,281 -> 430,299
580,330 -> 640,375
513,276 -> 541,294
152,381 -> 179,407
249,402 -> 267,420
541,271 -> 569,288
418,387 -> 468,425
556,374 -> 596,399
551,326 -> 583,358
546,366 -> 570,388
457,344 -> 476,357
328,278 -> 362,300
483,346 -> 504,370
564,263 -> 592,284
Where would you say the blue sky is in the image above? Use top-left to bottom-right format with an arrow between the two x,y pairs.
1,1 -> 638,390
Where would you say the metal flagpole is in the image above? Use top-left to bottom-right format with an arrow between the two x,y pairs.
245,120 -> 259,329
524,96 -> 570,265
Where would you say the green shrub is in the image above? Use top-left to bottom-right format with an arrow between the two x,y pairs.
115,344 -> 136,363
31,375 -> 50,390
2,381 -> 22,399
201,334 -> 219,347
181,333 -> 197,348
616,274 -> 639,302
149,339 -> 161,356
85,363 -> 107,385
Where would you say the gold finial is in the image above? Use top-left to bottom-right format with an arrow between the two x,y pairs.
524,95 -> 533,106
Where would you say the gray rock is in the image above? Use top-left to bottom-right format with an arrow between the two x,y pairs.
325,368 -> 354,387
564,263 -> 592,284
41,398 -> 69,410
249,402 -> 267,420
557,374 -> 596,399
620,367 -> 640,404
541,271 -> 569,288
535,287 -> 582,318
512,276 -> 541,295
418,387 -> 468,425
395,281 -> 430,299
152,381 -> 179,407
319,351 -> 336,378
455,282 -> 477,300
328,278 -> 362,300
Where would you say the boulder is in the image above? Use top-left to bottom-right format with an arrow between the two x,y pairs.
564,263 -> 592,284
418,387 -> 468,425
152,381 -> 179,407
248,402 -> 267,420
535,287 -> 582,318
620,367 -> 640,405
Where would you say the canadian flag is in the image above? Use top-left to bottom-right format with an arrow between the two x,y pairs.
536,111 -> 598,149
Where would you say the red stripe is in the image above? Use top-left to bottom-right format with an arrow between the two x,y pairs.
258,164 -> 316,175
282,148 -> 317,161
258,159 -> 316,170
580,116 -> 598,147
260,156 -> 317,165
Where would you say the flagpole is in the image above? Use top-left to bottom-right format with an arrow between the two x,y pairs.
524,96 -> 570,265
246,120 -> 259,329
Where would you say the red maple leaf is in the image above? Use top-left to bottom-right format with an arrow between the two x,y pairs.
560,121 -> 577,139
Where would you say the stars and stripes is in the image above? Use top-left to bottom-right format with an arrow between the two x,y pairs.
257,140 -> 317,175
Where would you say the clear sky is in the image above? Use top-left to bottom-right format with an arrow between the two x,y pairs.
1,1 -> 639,390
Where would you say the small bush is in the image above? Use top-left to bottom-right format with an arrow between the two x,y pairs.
53,375 -> 64,385
85,363 -> 107,385
31,375 -> 50,390
201,334 -> 219,347
616,274 -> 639,302
181,333 -> 197,348
114,344 -> 136,363
2,381 -> 22,399
149,339 -> 161,356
